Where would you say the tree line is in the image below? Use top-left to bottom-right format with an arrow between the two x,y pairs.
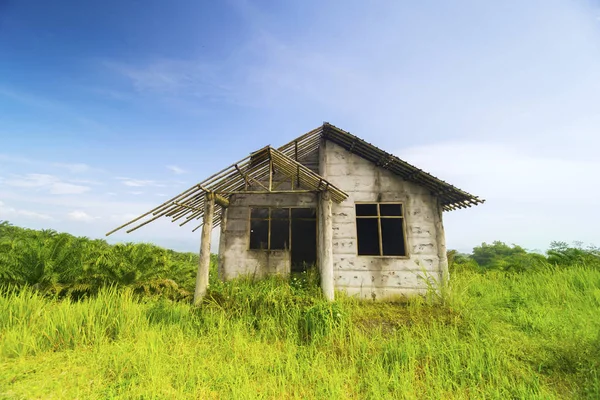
449,240 -> 600,273
1,221 -> 598,299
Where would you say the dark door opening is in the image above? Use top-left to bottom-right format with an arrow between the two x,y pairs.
290,208 -> 317,273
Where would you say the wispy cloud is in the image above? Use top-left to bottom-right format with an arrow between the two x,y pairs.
50,182 -> 91,195
116,177 -> 166,188
167,165 -> 186,174
100,59 -> 249,116
128,191 -> 144,195
0,154 -> 35,164
70,178 -> 104,186
0,200 -> 54,221
109,213 -> 139,222
0,154 -> 101,174
398,141 -> 600,250
0,87 -> 107,131
67,210 -> 99,222
51,162 -> 92,173
103,59 -> 233,100
3,174 -> 91,195
399,142 -> 600,204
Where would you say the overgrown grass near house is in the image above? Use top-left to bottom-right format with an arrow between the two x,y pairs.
1,266 -> 599,399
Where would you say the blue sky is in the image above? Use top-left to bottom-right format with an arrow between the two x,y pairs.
1,0 -> 599,252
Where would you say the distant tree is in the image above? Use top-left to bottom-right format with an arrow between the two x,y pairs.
547,241 -> 600,267
472,241 -> 526,266
471,241 -> 546,272
447,249 -> 480,273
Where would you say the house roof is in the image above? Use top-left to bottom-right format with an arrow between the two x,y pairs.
319,123 -> 484,211
107,123 -> 483,236
276,123 -> 483,211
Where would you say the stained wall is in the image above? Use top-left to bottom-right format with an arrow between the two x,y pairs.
319,140 -> 448,299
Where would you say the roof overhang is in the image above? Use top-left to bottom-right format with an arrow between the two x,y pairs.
320,123 -> 484,211
106,145 -> 347,236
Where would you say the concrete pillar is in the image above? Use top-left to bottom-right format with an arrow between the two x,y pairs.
194,193 -> 215,305
217,207 -> 228,281
434,199 -> 449,284
318,191 -> 334,301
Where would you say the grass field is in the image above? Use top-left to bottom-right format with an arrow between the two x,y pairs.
1,266 -> 599,399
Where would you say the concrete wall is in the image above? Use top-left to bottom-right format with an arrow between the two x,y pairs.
217,140 -> 448,300
319,140 -> 447,300
218,192 -> 317,280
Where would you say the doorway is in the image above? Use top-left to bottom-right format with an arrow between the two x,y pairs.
290,208 -> 317,273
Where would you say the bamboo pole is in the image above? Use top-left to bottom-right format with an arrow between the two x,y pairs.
105,184 -> 200,236
268,155 -> 273,191
218,190 -> 314,195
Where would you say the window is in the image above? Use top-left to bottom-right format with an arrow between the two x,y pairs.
249,207 -> 317,251
355,203 -> 407,256
249,208 -> 289,250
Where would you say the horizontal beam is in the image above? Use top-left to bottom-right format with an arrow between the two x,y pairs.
218,190 -> 315,195
212,193 -> 230,208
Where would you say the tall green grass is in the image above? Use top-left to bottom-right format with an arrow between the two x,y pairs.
1,266 -> 599,399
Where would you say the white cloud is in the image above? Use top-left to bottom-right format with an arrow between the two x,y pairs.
167,165 -> 186,174
67,210 -> 98,222
51,162 -> 92,173
0,154 -> 100,174
4,173 -> 56,188
109,213 -> 139,222
116,177 -> 166,187
398,141 -> 600,250
0,154 -> 35,164
0,191 -> 200,250
17,210 -> 54,220
0,87 -> 107,131
50,182 -> 91,195
70,179 -> 104,186
3,173 -> 91,195
398,142 -> 599,204
103,59 -> 231,100
0,200 -> 54,221
129,191 -> 144,195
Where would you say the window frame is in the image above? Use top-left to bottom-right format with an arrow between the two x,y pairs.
355,201 -> 409,258
247,207 -> 317,251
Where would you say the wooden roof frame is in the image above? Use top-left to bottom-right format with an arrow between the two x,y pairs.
106,144 -> 348,236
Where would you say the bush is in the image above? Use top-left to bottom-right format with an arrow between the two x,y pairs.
0,221 -> 199,299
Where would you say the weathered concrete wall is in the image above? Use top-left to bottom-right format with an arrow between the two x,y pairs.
218,192 -> 317,280
217,140 -> 449,299
320,140 -> 447,300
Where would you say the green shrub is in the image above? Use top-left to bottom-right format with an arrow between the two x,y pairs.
547,241 -> 600,268
0,221 -> 199,299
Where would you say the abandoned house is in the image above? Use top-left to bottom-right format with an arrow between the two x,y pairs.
107,123 -> 484,303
